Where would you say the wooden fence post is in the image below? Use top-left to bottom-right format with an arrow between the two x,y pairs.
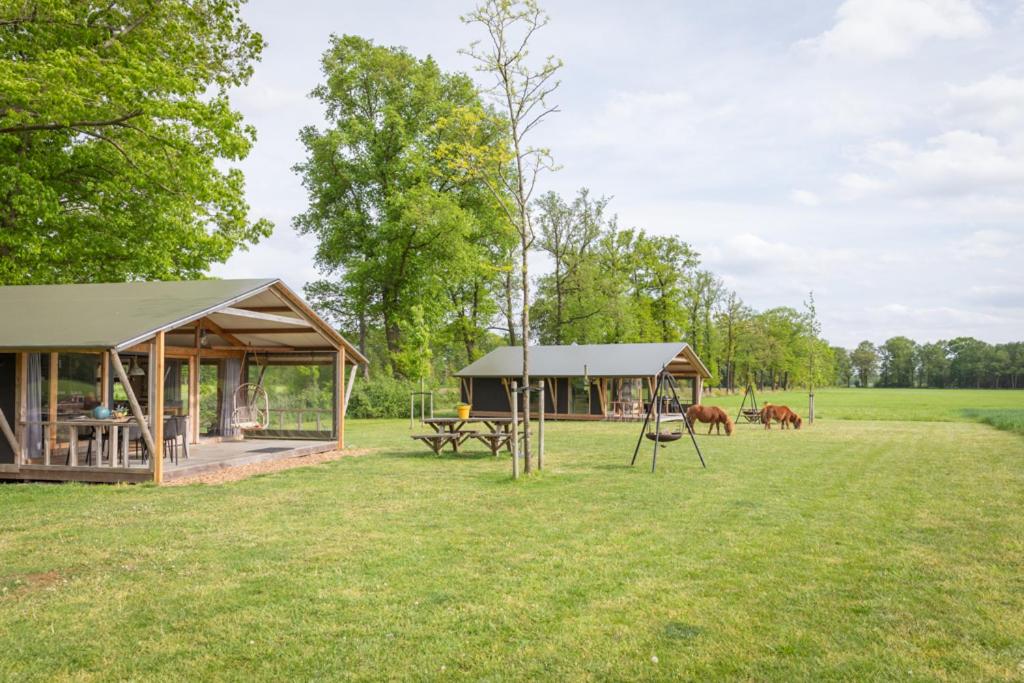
511,381 -> 519,480
537,380 -> 544,471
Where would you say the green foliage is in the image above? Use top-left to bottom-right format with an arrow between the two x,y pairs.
294,35 -> 513,377
0,0 -> 271,284
878,336 -> 917,387
850,341 -> 879,387
394,304 -> 433,381
346,375 -> 416,419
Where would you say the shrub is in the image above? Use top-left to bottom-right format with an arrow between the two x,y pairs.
347,375 -> 414,419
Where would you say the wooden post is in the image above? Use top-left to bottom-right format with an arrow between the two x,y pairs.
153,332 -> 165,483
48,352 -> 58,451
15,352 -> 25,465
511,381 -> 519,480
345,364 -> 357,418
100,351 -> 110,406
337,348 -> 345,449
152,333 -> 164,483
188,355 -> 199,444
536,380 -> 544,471
110,353 -> 157,469
0,407 -> 19,461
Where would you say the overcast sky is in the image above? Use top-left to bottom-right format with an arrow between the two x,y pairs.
209,0 -> 1024,348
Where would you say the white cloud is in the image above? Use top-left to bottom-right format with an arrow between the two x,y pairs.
837,173 -> 885,200
798,0 -> 989,60
948,75 -> 1024,132
569,90 -> 699,149
948,229 -> 1024,261
834,131 -> 1024,202
791,189 -> 821,206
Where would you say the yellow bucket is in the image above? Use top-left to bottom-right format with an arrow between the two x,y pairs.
456,404 -> 471,420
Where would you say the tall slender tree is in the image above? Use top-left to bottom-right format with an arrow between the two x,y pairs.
458,0 -> 562,475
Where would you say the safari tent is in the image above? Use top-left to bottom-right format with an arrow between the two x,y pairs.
455,342 -> 711,420
0,279 -> 365,484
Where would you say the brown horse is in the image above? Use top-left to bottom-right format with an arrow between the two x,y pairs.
760,404 -> 803,430
686,405 -> 734,436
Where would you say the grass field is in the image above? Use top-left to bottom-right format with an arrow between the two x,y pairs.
2,389 -> 1023,680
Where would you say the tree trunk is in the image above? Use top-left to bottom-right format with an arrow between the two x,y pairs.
520,223 -> 531,474
503,269 -> 517,346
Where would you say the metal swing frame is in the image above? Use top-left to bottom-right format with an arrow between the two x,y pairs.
735,383 -> 762,424
630,370 -> 706,472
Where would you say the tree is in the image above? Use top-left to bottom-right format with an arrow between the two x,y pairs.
916,341 -> 949,388
803,292 -> 822,421
850,341 -> 879,387
878,336 -> 918,387
831,346 -> 853,386
685,270 -> 724,382
0,0 -> 271,284
714,292 -> 752,392
458,0 -> 562,475
633,234 -> 699,343
532,188 -> 610,344
293,35 -> 510,377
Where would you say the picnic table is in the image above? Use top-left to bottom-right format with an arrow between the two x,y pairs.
413,416 -> 523,455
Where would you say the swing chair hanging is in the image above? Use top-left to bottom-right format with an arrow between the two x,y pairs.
231,349 -> 271,431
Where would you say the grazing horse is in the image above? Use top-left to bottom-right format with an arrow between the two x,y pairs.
760,404 -> 803,430
686,404 -> 734,436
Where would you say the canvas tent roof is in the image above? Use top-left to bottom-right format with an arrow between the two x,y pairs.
0,278 -> 367,363
455,342 -> 710,379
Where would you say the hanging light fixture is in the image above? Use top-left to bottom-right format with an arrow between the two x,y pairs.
128,356 -> 145,377
199,328 -> 211,348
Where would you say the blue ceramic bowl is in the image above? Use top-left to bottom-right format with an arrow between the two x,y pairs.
92,406 -> 112,420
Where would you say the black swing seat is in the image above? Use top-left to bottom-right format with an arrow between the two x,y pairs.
645,431 -> 683,443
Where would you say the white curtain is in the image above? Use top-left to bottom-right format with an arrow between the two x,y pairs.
26,354 -> 42,458
219,358 -> 241,438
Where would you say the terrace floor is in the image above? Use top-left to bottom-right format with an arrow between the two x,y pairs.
3,438 -> 337,484
163,438 -> 338,482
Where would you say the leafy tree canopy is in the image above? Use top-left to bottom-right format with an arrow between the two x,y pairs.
294,35 -> 513,376
0,0 -> 271,284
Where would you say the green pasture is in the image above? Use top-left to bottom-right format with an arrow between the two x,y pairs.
1,389 -> 1023,680
705,386 -> 1024,427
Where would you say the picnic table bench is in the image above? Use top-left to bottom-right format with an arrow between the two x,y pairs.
411,430 -> 478,454
413,416 -> 523,455
469,431 -> 513,456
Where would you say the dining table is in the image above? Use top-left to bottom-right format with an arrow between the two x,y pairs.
40,416 -> 134,467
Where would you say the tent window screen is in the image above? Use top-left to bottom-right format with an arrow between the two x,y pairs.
248,358 -> 335,439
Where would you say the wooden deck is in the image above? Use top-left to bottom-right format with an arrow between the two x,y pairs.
0,439 -> 337,484
163,439 -> 337,482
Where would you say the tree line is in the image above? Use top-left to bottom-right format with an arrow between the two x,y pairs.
839,338 -> 1024,389
293,34 -> 833,391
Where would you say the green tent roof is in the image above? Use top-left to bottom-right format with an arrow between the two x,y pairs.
455,342 -> 710,378
0,279 -> 278,350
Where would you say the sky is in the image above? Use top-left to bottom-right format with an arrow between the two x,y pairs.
209,0 -> 1024,348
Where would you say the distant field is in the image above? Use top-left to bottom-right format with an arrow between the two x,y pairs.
704,387 -> 1024,425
